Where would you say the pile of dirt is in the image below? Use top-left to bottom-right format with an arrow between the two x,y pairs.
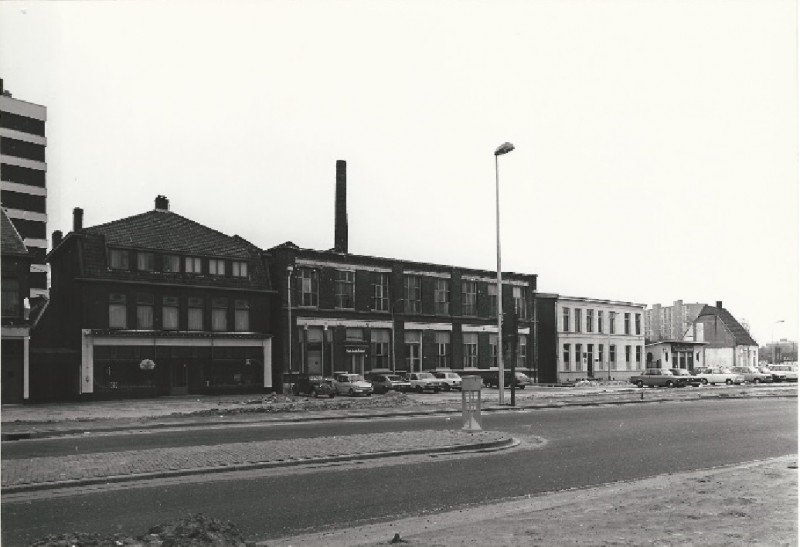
29,513 -> 250,546
183,390 -> 416,417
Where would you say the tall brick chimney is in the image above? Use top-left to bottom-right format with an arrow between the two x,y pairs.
73,207 -> 83,231
716,301 -> 723,309
334,160 -> 348,254
52,230 -> 63,248
155,195 -> 170,211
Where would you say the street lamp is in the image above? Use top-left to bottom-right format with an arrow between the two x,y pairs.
287,265 -> 294,376
772,320 -> 785,365
494,141 -> 514,404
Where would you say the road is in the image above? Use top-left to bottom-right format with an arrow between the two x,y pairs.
2,398 -> 796,546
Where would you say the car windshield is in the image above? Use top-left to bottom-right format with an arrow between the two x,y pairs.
386,375 -> 404,381
347,375 -> 365,382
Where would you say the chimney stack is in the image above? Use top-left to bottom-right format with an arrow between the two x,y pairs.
52,230 -> 63,248
73,207 -> 84,231
716,301 -> 723,309
155,195 -> 170,211
334,160 -> 348,254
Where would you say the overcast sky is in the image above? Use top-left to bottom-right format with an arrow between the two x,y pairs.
1,0 -> 796,347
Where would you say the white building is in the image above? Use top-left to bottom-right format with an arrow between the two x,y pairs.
556,296 -> 646,383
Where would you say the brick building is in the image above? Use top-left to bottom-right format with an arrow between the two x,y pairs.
33,196 -> 275,401
695,301 -> 759,369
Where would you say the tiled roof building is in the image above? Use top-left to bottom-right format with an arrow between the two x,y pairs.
696,301 -> 759,369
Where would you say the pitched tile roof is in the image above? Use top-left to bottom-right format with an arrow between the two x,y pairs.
84,209 -> 253,258
1,208 -> 29,256
698,305 -> 758,346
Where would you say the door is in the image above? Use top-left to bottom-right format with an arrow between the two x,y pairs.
350,354 -> 364,375
171,362 -> 188,395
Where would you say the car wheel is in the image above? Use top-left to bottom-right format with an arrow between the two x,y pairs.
726,379 -> 733,385
415,386 -> 423,393
701,379 -> 708,385
666,380 -> 674,388
636,380 -> 644,388
348,388 -> 355,396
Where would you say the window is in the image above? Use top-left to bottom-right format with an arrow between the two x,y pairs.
587,344 -> 594,372
185,256 -> 202,274
513,287 -> 527,319
463,333 -> 478,367
335,270 -> 355,308
586,309 -> 594,333
518,335 -> 527,367
109,293 -> 127,328
575,343 -> 582,371
562,307 -> 570,332
625,345 -> 632,369
212,298 -> 228,331
346,328 -> 364,341
610,345 -> 616,367
436,331 -> 451,368
209,259 -> 226,276
462,280 -> 477,316
434,279 -> 450,315
624,313 -> 631,335
575,309 -> 582,333
598,311 -> 604,334
371,329 -> 390,369
232,261 -> 248,278
635,346 -> 642,368
404,275 -> 421,314
298,268 -> 318,307
235,299 -> 250,331
563,344 -> 571,371
372,273 -> 389,311
136,293 -> 154,329
137,252 -> 154,272
1,278 -> 19,316
609,312 -> 617,334
635,313 -> 642,335
405,331 -> 422,371
490,334 -> 499,367
488,284 -> 498,317
598,344 -> 604,371
188,297 -> 204,330
109,249 -> 129,270
163,255 -> 180,273
162,296 -> 179,330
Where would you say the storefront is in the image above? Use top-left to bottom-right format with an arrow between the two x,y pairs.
645,341 -> 706,371
81,330 -> 272,398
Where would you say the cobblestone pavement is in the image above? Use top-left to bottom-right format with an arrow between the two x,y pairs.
1,429 -> 510,492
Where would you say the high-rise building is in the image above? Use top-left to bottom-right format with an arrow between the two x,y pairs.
0,79 -> 48,298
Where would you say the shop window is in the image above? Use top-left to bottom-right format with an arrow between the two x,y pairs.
371,329 -> 390,369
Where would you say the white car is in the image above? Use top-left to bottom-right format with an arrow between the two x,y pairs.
433,371 -> 462,391
693,367 -> 745,386
332,372 -> 373,396
768,365 -> 798,382
404,372 -> 443,393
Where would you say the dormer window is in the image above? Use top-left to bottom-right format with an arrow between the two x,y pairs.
185,256 -> 202,274
232,261 -> 248,278
209,259 -> 226,276
163,255 -> 180,273
109,249 -> 129,270
137,252 -> 154,272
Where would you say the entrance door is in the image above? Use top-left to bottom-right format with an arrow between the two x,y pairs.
171,362 -> 188,395
406,344 -> 421,372
350,353 -> 364,375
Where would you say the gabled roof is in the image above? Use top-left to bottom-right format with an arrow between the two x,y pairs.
84,209 -> 253,258
1,208 -> 30,256
698,305 -> 758,346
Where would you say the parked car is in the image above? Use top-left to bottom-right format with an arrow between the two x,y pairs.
692,367 -> 744,385
403,372 -> 443,393
731,366 -> 773,384
768,364 -> 798,382
669,368 -> 703,387
291,374 -> 336,398
484,371 -> 528,389
629,368 -> 686,388
433,371 -> 463,391
760,365 -> 787,383
370,373 -> 412,394
331,372 -> 373,396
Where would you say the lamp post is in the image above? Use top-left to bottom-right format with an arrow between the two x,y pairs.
772,320 -> 785,365
494,141 -> 514,404
287,266 -> 294,377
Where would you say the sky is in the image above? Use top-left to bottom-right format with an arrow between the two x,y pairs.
1,0 -> 797,347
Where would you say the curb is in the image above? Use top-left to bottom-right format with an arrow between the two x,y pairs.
1,436 -> 518,494
2,390 -> 796,441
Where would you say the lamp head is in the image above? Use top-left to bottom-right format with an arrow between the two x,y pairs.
494,142 -> 515,156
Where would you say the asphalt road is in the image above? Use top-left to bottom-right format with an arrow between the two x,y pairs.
2,398 -> 796,546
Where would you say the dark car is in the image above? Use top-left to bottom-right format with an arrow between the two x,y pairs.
484,371 -> 528,389
291,374 -> 335,398
370,373 -> 412,394
669,368 -> 703,387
